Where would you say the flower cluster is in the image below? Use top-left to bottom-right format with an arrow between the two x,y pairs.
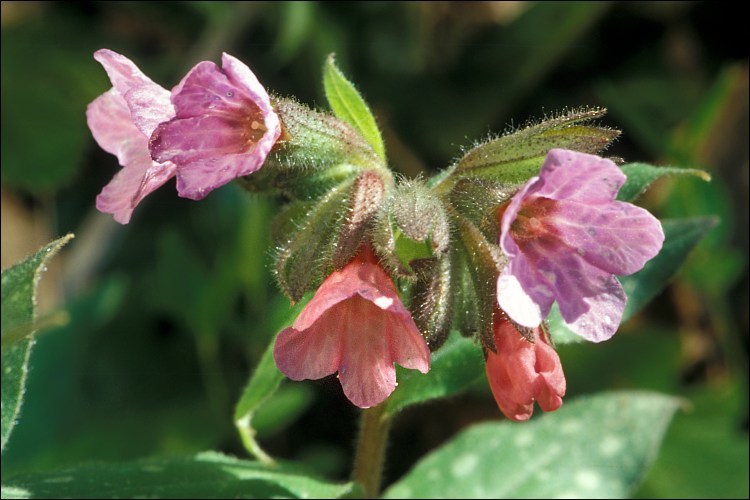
88,50 -> 665,418
87,49 -> 280,223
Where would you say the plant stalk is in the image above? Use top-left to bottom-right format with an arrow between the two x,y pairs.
351,402 -> 391,498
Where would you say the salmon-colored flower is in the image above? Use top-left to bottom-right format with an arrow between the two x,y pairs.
273,248 -> 430,408
485,310 -> 565,421
497,149 -> 664,342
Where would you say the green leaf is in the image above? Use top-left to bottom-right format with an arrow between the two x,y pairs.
383,391 -> 681,499
618,163 -> 710,202
386,332 -> 485,417
323,53 -> 386,162
2,452 -> 357,499
1,234 -> 74,452
635,382 -> 749,499
234,299 -> 309,464
1,485 -> 29,499
234,339 -> 286,464
447,108 -> 619,189
620,217 -> 717,321
548,217 -> 716,344
251,385 -> 314,438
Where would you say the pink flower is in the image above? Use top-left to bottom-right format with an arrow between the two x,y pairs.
149,53 -> 282,200
87,49 -> 177,224
273,248 -> 431,408
485,310 -> 566,421
497,149 -> 664,342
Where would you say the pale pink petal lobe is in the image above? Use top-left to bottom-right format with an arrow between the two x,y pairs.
550,200 -> 664,275
87,90 -> 175,223
93,49 -> 173,138
386,314 -> 430,373
536,149 -> 626,203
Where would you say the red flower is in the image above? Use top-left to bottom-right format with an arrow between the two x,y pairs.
274,248 -> 430,408
485,310 -> 566,421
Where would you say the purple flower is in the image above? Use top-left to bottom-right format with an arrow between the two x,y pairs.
497,149 -> 665,342
87,49 -> 177,224
150,53 -> 282,200
273,247 -> 430,408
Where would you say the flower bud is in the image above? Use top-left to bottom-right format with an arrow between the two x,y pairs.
454,214 -> 506,350
372,180 -> 450,279
274,170 -> 385,301
485,309 -> 566,421
410,252 -> 453,350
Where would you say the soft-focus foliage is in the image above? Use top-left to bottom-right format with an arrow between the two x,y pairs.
1,2 -> 746,498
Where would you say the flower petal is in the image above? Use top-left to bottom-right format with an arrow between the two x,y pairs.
88,90 -> 175,224
93,49 -> 173,137
289,251 -> 403,332
557,272 -> 626,343
173,153 -> 264,200
536,149 -> 626,204
221,53 -> 277,118
499,175 -> 541,258
273,317 -> 343,382
516,232 -> 627,342
386,313 -> 430,374
497,253 -> 554,328
485,344 -> 535,421
532,337 -> 566,412
338,298 -> 398,408
549,199 -> 665,275
486,320 -> 539,421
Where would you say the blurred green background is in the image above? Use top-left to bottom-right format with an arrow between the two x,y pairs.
1,2 -> 747,497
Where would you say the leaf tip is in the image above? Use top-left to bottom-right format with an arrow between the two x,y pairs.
694,170 -> 712,182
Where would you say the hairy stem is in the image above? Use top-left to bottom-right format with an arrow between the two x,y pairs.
351,402 -> 392,497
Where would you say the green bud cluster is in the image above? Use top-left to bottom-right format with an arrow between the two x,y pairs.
247,55 -> 619,351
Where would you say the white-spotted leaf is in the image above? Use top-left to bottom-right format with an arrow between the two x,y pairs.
383,391 -> 681,499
